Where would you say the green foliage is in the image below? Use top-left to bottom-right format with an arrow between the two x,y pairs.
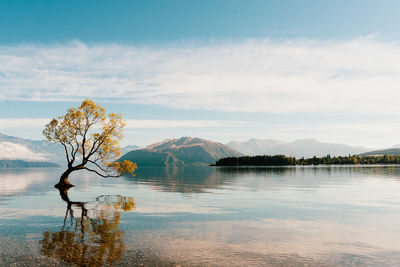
215,155 -> 296,166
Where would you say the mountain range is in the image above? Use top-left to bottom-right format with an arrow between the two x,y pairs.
119,137 -> 241,167
226,138 -> 371,158
2,132 -> 400,168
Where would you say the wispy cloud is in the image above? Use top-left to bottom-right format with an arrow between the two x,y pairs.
0,118 -> 246,129
0,119 -> 50,129
1,37 -> 400,114
125,120 -> 246,128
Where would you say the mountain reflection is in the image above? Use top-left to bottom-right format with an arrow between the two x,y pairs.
126,165 -> 400,194
125,167 -> 238,193
215,164 -> 400,177
39,189 -> 135,266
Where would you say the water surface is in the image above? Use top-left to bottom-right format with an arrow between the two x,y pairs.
1,165 -> 400,266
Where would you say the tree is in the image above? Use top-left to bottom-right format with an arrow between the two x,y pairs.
43,99 -> 137,188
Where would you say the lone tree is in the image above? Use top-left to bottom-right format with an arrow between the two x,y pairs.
43,99 -> 137,188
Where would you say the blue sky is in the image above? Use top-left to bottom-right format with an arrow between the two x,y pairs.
1,0 -> 400,43
1,0 -> 400,147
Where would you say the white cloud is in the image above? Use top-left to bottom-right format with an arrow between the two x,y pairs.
0,118 -> 50,129
125,119 -> 246,128
1,37 -> 400,114
0,142 -> 49,161
0,118 -> 245,129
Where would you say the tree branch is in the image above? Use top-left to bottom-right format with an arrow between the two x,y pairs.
87,159 -> 109,173
65,139 -> 76,164
87,125 -> 118,159
60,142 -> 71,164
83,167 -> 120,178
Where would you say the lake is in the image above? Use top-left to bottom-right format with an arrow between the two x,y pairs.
1,165 -> 400,266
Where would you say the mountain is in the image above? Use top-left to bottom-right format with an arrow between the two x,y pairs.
360,148 -> 400,156
0,159 -> 59,168
0,133 -> 140,166
227,139 -> 291,156
121,145 -> 141,156
119,137 -> 242,167
120,150 -> 183,167
226,138 -> 370,158
0,133 -> 65,164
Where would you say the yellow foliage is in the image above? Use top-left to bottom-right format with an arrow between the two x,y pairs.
43,99 -> 136,178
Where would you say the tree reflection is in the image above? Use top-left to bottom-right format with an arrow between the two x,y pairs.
39,188 -> 135,266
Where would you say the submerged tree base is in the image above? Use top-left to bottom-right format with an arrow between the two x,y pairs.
54,178 -> 74,189
54,183 -> 74,189
55,170 -> 75,189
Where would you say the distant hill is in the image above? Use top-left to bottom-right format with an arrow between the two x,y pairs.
0,133 -> 65,163
226,138 -> 370,158
226,139 -> 290,156
120,150 -> 183,167
119,137 -> 242,167
121,145 -> 141,156
360,148 -> 400,156
0,159 -> 59,168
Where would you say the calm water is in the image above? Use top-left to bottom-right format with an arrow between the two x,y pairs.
1,166 -> 400,266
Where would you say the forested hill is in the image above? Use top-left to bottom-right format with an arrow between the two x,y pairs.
213,154 -> 400,166
360,148 -> 400,156
0,160 -> 59,168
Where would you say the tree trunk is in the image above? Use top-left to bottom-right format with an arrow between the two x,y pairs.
55,168 -> 75,188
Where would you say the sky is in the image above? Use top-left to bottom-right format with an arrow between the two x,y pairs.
1,0 -> 400,148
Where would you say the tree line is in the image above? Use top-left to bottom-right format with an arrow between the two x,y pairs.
213,154 -> 400,166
